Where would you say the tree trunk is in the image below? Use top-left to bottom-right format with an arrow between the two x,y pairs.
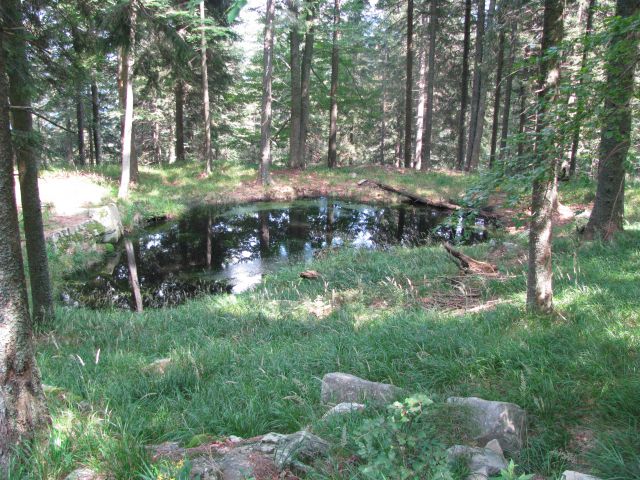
118,3 -> 137,199
260,0 -> 276,184
0,29 -> 50,470
91,75 -> 101,165
464,0 -> 485,171
517,75 -> 527,158
455,0 -> 472,170
422,0 -> 438,170
201,1 -> 213,175
499,22 -> 518,162
76,91 -> 86,166
5,0 -> 54,324
526,0 -> 564,314
403,0 -> 414,169
568,0 -> 596,178
175,78 -> 185,163
288,0 -> 303,168
585,0 -> 639,239
300,1 -> 315,168
489,29 -> 506,168
414,17 -> 427,170
327,0 -> 340,169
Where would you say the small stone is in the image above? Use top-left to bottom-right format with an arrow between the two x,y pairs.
144,358 -> 172,375
274,430 -> 330,471
227,435 -> 243,443
323,402 -> 365,418
447,444 -> 508,480
64,468 -> 106,480
447,396 -> 526,453
561,471 -> 602,480
321,372 -> 403,405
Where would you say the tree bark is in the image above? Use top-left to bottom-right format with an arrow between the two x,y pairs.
75,90 -> 86,166
414,17 -> 427,170
5,0 -> 55,324
455,0 -> 472,170
585,0 -> 639,239
288,0 -> 303,168
489,28 -> 506,168
118,3 -> 137,199
526,0 -> 564,314
499,22 -> 518,162
91,75 -> 101,165
260,0 -> 276,184
464,0 -> 485,171
125,239 -> 143,312
422,0 -> 438,170
327,0 -> 340,169
568,0 -> 596,177
0,30 -> 50,469
201,1 -> 213,175
175,78 -> 185,163
403,0 -> 414,169
299,1 -> 316,168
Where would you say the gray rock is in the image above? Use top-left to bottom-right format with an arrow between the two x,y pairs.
561,471 -> 602,480
323,402 -> 366,418
447,396 -> 526,453
64,468 -> 106,480
88,203 -> 123,243
274,430 -> 330,471
218,449 -> 276,480
321,372 -> 403,405
447,442 -> 508,480
144,358 -> 172,375
189,457 -> 223,480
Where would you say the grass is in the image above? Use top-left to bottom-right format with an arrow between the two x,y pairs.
18,165 -> 640,479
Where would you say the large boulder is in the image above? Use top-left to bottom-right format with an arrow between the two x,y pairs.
447,440 -> 508,480
447,396 -> 526,453
320,372 -> 403,405
88,203 -> 123,244
562,471 -> 602,480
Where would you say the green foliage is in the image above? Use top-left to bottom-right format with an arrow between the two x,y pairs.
491,460 -> 534,480
355,395 -> 453,480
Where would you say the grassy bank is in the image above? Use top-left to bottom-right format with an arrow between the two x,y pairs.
20,166 -> 639,479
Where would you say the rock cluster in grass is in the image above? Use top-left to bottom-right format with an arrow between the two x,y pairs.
320,372 -> 404,405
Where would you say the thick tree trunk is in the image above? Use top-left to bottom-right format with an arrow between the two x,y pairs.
526,0 -> 564,314
489,29 -> 506,168
455,0 -> 472,170
0,30 -> 50,470
327,0 -> 340,169
464,0 -> 485,171
585,0 -> 639,239
568,0 -> 596,178
175,79 -> 185,163
299,1 -> 315,168
414,17 -> 427,170
403,0 -> 414,169
201,1 -> 213,175
118,3 -> 137,199
91,76 -> 101,165
422,0 -> 438,170
260,0 -> 276,184
499,22 -> 517,162
288,0 -> 303,168
5,0 -> 55,324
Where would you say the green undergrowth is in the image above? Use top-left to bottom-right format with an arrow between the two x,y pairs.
12,214 -> 640,478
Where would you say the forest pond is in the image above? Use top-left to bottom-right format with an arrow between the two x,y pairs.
63,198 -> 488,310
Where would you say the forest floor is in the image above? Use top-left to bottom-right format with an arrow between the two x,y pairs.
15,164 -> 640,479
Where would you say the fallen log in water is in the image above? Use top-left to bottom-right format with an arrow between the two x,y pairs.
443,242 -> 498,275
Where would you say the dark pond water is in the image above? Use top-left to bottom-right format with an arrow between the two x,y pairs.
63,198 -> 487,310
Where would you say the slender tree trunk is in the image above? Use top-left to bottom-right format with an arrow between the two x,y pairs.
124,239 -> 143,312
118,3 -> 137,199
0,26 -> 50,470
200,1 -> 213,175
414,17 -> 427,170
465,0 -> 485,171
380,46 -> 389,164
585,0 -> 639,239
499,22 -> 517,161
517,74 -> 527,158
288,0 -> 303,168
5,0 -> 54,324
300,1 -> 315,168
403,0 -> 414,169
489,29 -> 506,168
175,78 -> 185,163
422,0 -> 438,170
526,0 -> 564,314
327,0 -> 340,168
91,75 -> 101,165
65,116 -> 74,164
456,0 -> 472,170
88,123 -> 95,166
568,0 -> 596,177
260,0 -> 276,184
76,90 -> 86,166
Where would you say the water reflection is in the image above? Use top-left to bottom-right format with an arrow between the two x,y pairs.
64,198 -> 487,310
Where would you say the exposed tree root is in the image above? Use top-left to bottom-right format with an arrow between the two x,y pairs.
443,242 -> 498,275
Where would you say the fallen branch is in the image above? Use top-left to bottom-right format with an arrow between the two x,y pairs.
358,179 -> 461,210
443,242 -> 498,275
